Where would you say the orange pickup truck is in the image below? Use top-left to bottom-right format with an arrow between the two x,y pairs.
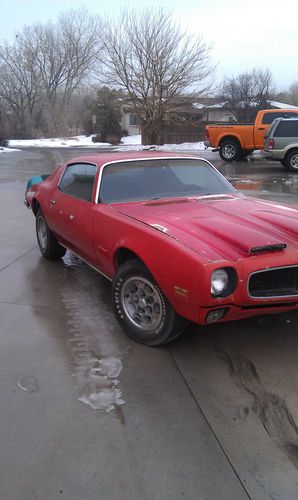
204,109 -> 298,161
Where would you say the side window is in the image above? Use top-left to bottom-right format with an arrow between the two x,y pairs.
275,121 -> 298,137
59,163 -> 97,202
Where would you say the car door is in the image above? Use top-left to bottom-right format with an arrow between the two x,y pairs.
48,162 -> 97,260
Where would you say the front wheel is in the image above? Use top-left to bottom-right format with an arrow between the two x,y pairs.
112,259 -> 188,346
219,140 -> 241,162
36,209 -> 66,259
284,150 -> 298,172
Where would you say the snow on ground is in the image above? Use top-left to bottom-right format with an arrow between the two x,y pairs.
9,135 -> 106,148
0,147 -> 20,153
121,135 -> 142,145
8,134 -> 206,152
118,135 -> 206,151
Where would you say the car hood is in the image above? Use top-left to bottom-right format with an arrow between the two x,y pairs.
112,195 -> 298,261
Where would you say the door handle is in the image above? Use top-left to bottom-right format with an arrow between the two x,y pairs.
50,199 -> 56,205
258,127 -> 265,130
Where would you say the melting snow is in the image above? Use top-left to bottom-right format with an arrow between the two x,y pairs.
78,388 -> 125,412
60,260 -> 128,414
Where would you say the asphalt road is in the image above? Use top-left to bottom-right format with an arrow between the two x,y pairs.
1,146 -> 298,500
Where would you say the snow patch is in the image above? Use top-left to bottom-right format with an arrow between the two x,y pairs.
0,147 -> 21,153
9,134 -> 206,151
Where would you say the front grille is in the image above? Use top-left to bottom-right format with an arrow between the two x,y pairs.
249,266 -> 298,298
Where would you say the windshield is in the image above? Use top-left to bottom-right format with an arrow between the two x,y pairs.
99,158 -> 235,203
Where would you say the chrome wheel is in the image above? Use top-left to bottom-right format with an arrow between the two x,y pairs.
37,216 -> 47,250
290,153 -> 298,169
222,144 -> 236,159
121,276 -> 163,331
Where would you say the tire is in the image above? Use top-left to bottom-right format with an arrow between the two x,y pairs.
36,209 -> 66,259
219,140 -> 241,162
284,150 -> 298,172
112,259 -> 188,346
280,159 -> 286,167
237,150 -> 251,160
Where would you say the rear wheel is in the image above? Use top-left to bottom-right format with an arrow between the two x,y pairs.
112,259 -> 188,346
284,150 -> 298,172
219,140 -> 241,161
236,150 -> 252,160
36,209 -> 66,259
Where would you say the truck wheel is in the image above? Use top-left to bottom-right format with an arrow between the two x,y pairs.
240,150 -> 252,159
112,259 -> 188,346
284,150 -> 298,172
219,141 -> 241,162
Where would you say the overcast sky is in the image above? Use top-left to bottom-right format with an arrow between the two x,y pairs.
2,0 -> 297,90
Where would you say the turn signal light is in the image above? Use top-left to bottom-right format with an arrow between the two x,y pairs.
206,308 -> 227,323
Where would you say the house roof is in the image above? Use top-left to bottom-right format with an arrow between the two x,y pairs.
268,100 -> 298,110
194,98 -> 298,111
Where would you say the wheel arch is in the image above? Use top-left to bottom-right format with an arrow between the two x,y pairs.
219,135 -> 242,148
285,146 -> 298,158
32,198 -> 41,216
114,247 -> 146,271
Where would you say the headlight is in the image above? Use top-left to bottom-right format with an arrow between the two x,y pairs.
211,269 -> 229,296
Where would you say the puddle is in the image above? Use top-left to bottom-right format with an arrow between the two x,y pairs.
60,254 -> 129,415
228,174 -> 298,196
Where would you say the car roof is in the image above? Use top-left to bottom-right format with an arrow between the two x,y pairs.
64,151 -> 200,166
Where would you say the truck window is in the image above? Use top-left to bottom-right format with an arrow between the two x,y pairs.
274,121 -> 298,137
262,112 -> 298,124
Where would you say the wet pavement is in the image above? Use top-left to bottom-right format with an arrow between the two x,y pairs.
1,147 -> 298,499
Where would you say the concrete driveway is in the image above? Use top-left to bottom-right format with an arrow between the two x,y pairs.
0,147 -> 298,500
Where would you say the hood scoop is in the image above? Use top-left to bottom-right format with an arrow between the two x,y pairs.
249,243 -> 287,254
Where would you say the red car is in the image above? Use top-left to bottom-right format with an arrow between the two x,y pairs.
25,152 -> 298,346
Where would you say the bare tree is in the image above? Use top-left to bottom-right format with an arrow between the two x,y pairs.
100,8 -> 214,144
0,8 -> 102,138
0,38 -> 41,137
220,68 -> 275,122
283,81 -> 298,106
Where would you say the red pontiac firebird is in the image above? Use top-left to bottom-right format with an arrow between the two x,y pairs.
25,152 -> 298,345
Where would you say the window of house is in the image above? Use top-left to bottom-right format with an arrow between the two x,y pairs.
59,163 -> 97,202
129,114 -> 141,126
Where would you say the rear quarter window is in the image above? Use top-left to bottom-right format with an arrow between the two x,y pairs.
274,121 -> 298,137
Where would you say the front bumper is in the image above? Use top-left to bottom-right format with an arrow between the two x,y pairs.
195,253 -> 298,324
198,301 -> 298,324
